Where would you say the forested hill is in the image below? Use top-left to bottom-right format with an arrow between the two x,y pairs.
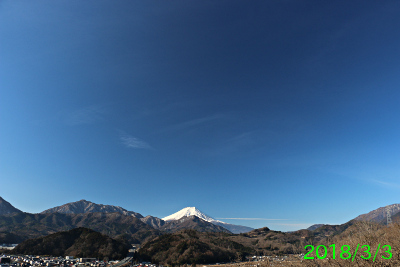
12,227 -> 130,260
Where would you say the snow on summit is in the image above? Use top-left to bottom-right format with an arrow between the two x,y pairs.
162,207 -> 224,223
162,207 -> 254,234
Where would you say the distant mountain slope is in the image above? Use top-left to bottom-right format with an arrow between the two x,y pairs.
0,212 -> 160,244
41,199 -> 143,218
353,204 -> 400,223
160,215 -> 231,233
307,224 -> 324,231
163,207 -> 253,234
140,215 -> 165,228
0,196 -> 22,215
12,227 -> 130,259
388,211 -> 400,224
213,221 -> 253,234
304,221 -> 354,239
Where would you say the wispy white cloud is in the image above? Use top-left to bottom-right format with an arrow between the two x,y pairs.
161,114 -> 224,133
268,223 -> 313,228
217,218 -> 290,221
224,132 -> 258,146
370,179 -> 400,189
120,132 -> 152,150
64,105 -> 106,126
205,130 -> 269,157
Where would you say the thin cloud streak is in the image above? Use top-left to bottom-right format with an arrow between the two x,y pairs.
160,114 -> 224,133
120,132 -> 152,150
217,218 -> 290,221
268,223 -> 313,227
370,179 -> 400,189
204,130 -> 270,157
64,105 -> 106,126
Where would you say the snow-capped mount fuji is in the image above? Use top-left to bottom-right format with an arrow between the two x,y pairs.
163,207 -> 223,224
163,207 -> 253,234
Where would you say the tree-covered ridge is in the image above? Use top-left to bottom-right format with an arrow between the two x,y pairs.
138,229 -> 253,265
12,227 -> 130,260
0,212 -> 160,244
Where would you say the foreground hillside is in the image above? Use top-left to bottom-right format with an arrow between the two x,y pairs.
12,227 -> 130,260
137,229 -> 253,265
232,222 -> 400,267
325,222 -> 400,266
144,221 -> 400,267
136,222 -> 360,265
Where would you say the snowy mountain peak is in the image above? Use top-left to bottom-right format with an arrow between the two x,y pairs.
162,207 -> 223,223
162,207 -> 254,234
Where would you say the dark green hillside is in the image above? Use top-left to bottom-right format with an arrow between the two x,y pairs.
0,212 -> 73,242
0,231 -> 26,244
137,229 -> 253,265
0,212 -> 160,244
68,212 -> 160,243
229,223 -> 356,256
12,227 -> 130,260
135,221 -> 360,264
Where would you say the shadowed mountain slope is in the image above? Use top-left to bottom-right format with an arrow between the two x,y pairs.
0,197 -> 22,215
353,204 -> 400,222
12,227 -> 130,260
41,199 -> 143,218
160,215 -> 231,233
137,229 -> 253,265
140,215 -> 165,228
0,212 -> 160,244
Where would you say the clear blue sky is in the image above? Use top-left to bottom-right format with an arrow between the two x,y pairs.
1,0 -> 400,232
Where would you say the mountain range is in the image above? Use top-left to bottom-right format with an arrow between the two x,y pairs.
1,196 -> 400,246
0,210 -> 160,244
0,197 -> 253,244
38,200 -> 252,234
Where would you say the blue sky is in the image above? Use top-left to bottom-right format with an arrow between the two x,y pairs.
1,0 -> 400,231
